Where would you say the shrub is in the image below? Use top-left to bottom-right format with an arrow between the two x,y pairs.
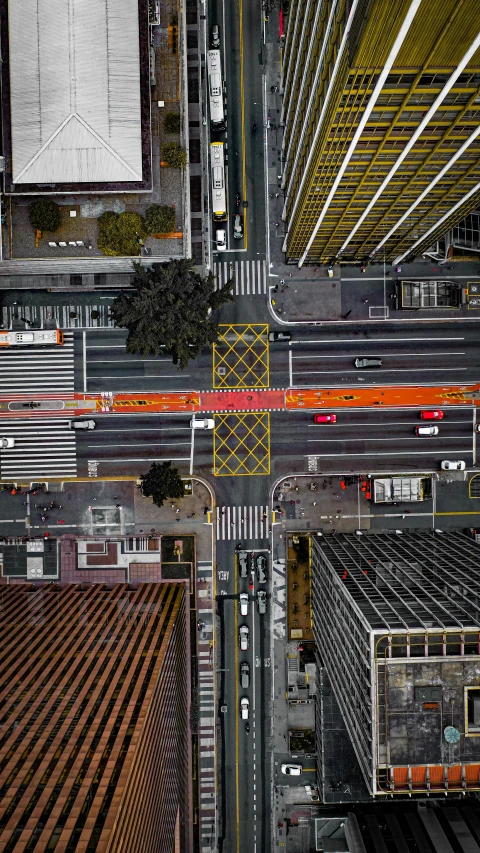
144,204 -> 176,234
162,142 -> 187,168
164,112 -> 180,134
97,211 -> 147,256
28,199 -> 61,232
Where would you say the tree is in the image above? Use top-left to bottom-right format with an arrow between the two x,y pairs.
28,199 -> 61,232
144,204 -> 176,234
164,112 -> 181,133
110,259 -> 234,369
139,461 -> 185,507
97,211 -> 147,256
162,142 -> 187,168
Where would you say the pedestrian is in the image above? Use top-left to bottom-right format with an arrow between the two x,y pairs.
342,310 -> 352,319
92,497 -> 97,501
191,512 -> 196,517
275,192 -> 280,198
231,522 -> 234,528
176,508 -> 180,514
40,515 -> 47,522
171,503 -> 175,509
361,265 -> 366,273
270,85 -> 275,93
275,221 -> 279,226
280,278 -> 285,285
289,272 -> 293,277
88,506 -> 93,512
116,504 -> 122,510
363,299 -> 369,304
221,507 -> 225,514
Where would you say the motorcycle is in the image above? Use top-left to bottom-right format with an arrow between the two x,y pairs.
252,122 -> 257,133
235,192 -> 241,207
245,722 -> 250,733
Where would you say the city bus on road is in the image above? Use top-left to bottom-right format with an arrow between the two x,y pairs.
211,142 -> 227,221
207,49 -> 225,131
0,329 -> 64,347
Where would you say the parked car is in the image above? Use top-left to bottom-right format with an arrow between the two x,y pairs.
240,696 -> 249,720
0,437 -> 14,448
216,229 -> 226,252
313,414 -> 336,424
268,331 -> 292,342
441,460 -> 466,470
238,551 -> 248,578
240,661 -> 250,689
239,625 -> 249,651
354,357 -> 382,368
256,554 -> 267,584
68,420 -> 95,430
257,589 -> 267,614
232,212 -> 244,239
281,764 -> 302,776
420,410 -> 444,420
415,425 -> 439,436
190,418 -> 215,430
239,592 -> 249,616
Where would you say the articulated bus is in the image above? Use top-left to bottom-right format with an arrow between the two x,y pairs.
210,142 -> 227,221
207,49 -> 225,131
0,329 -> 64,347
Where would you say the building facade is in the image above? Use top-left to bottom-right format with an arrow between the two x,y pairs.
0,581 -> 191,852
281,0 -> 480,265
312,531 -> 480,797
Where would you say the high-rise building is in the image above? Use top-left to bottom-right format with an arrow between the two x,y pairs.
0,581 -> 191,852
312,531 -> 480,797
280,0 -> 480,266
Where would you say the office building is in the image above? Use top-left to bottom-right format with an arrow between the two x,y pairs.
312,531 -> 480,797
0,581 -> 191,852
0,0 -> 151,194
280,0 -> 480,265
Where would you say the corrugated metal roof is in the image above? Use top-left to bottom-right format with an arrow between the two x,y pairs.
8,0 -> 143,185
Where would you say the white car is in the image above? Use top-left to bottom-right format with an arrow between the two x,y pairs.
281,764 -> 302,776
0,437 -> 14,448
441,460 -> 466,471
216,229 -> 226,252
190,418 -> 215,430
239,624 -> 249,651
239,592 -> 249,616
68,420 -> 96,430
240,697 -> 249,720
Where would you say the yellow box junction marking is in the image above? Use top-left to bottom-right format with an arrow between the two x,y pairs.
213,412 -> 270,476
213,324 -> 269,389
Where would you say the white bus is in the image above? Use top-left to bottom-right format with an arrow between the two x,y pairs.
211,142 -> 227,221
207,50 -> 225,131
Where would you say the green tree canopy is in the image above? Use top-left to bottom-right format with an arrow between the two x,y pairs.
110,259 -> 234,368
98,211 -> 147,256
139,461 -> 185,507
144,204 -> 176,234
164,112 -> 181,133
28,199 -> 61,232
162,142 -> 187,168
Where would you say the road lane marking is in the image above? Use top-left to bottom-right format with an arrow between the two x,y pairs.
86,442 -> 191,448
293,367 -> 468,375
307,420 -> 469,427
304,449 -> 472,457
307,435 -> 471,442
292,336 -> 464,344
291,351 -> 466,359
83,331 -> 87,393
89,456 -> 190,463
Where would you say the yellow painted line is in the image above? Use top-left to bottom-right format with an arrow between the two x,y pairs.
435,511 -> 480,515
234,553 -> 240,853
302,767 -> 316,773
239,0 -> 247,249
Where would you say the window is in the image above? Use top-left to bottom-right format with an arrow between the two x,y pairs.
466,687 -> 480,734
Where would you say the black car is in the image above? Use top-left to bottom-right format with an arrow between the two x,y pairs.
256,554 -> 267,584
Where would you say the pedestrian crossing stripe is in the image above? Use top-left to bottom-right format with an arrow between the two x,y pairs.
214,260 -> 267,296
0,418 -> 77,479
2,304 -> 114,329
216,505 -> 269,540
0,332 -> 75,395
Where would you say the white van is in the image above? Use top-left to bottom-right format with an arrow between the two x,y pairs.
415,425 -> 439,436
190,418 -> 214,430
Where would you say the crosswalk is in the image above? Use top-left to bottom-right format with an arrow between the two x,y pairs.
0,418 -> 77,479
0,331 -> 75,395
2,304 -> 114,329
216,505 -> 269,541
214,260 -> 267,296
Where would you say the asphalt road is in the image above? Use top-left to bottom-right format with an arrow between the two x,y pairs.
216,540 -> 271,853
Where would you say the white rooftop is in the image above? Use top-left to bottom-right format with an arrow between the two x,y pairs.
8,0 -> 143,186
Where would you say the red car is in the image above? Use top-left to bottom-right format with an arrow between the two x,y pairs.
313,414 -> 337,424
419,410 -> 444,420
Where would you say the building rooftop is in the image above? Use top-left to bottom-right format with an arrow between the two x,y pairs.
7,0 -> 143,186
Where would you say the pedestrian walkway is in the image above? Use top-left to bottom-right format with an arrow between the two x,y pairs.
216,505 -> 269,541
214,259 -> 267,296
196,560 -> 216,853
0,332 -> 75,395
0,418 -> 77,479
2,303 -> 114,329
